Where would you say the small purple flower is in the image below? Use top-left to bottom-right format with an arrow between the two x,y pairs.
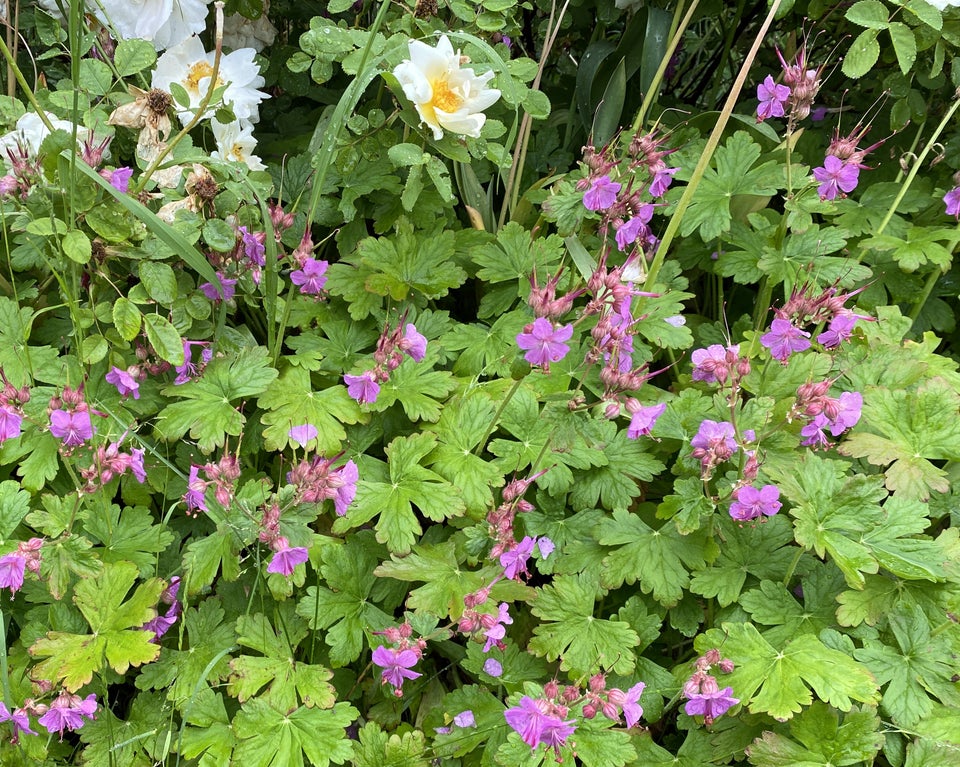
344,371 -> 380,405
0,405 -> 22,442
49,409 -> 94,446
691,419 -> 738,473
537,537 -> 555,559
483,657 -> 503,677
0,553 -> 25,595
400,323 -> 427,362
829,391 -> 862,436
756,75 -> 790,121
174,340 -> 211,385
649,167 -> 678,198
129,447 -> 147,483
107,166 -> 133,193
608,682 -> 645,728
504,696 -> 576,750
105,366 -> 140,399
240,226 -> 265,267
333,460 -> 359,516
516,318 -> 573,370
288,423 -> 318,447
817,313 -> 859,348
372,646 -> 421,694
0,702 -> 36,742
482,602 -> 513,652
583,175 -> 621,211
37,692 -> 97,739
684,686 -> 739,722
200,274 -> 237,301
142,601 -> 181,642
454,710 -> 476,728
184,465 -> 208,514
945,187 -> 960,218
626,401 -> 666,440
801,414 -> 831,449
729,484 -> 782,521
760,318 -> 811,362
615,215 -> 649,252
813,155 -> 859,201
691,344 -> 738,384
500,536 -> 536,580
290,257 -> 329,295
267,543 -> 309,576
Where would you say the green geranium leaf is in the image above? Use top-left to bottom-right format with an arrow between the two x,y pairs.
529,572 -> 640,676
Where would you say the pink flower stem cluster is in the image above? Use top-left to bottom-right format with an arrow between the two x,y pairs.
0,700 -> 36,743
691,343 -> 751,389
33,691 -> 98,740
0,140 -> 43,199
141,576 -> 181,642
180,454 -> 242,515
813,122 -> 886,201
581,673 -> 646,729
371,623 -> 427,697
288,229 -> 330,297
0,537 -> 43,596
486,471 -> 547,563
80,435 -> 147,492
503,681 -> 578,756
690,419 -> 739,479
527,266 -> 584,321
795,385 -> 863,449
0,370 -> 29,444
683,648 -> 739,726
285,453 -> 358,515
48,386 -> 95,449
774,43 -> 824,125
762,281 -> 873,362
344,319 -> 427,405
458,583 -> 513,653
258,500 -> 309,577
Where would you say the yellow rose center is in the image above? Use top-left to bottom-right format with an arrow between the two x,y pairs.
229,143 -> 245,162
430,78 -> 463,113
185,61 -> 223,95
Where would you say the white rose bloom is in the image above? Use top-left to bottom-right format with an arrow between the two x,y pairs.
0,111 -> 89,162
37,0 -> 211,51
210,119 -> 266,171
393,35 -> 501,141
152,36 -> 268,126
222,12 -> 278,53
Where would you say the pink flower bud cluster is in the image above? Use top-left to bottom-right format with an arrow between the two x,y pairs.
180,455 -> 242,515
286,454 -> 358,516
527,266 -> 584,321
35,691 -> 98,740
458,587 -> 513,653
690,419 -> 739,478
0,141 -> 43,199
80,436 -> 147,492
580,673 -> 646,729
344,320 -> 427,405
796,388 -> 862,450
683,648 -> 739,726
0,372 -> 29,444
372,623 -> 427,697
486,471 -> 545,560
0,538 -> 43,596
691,343 -> 750,387
258,499 -> 310,577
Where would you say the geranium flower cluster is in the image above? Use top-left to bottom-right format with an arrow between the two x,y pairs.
504,689 -> 577,755
812,122 -> 885,201
48,386 -> 96,449
691,343 -> 750,388
755,43 -> 824,125
683,648 -> 739,726
372,623 -> 427,697
79,435 -> 147,492
285,453 -> 359,515
795,385 -> 863,449
0,373 -> 29,444
486,472 -> 544,562
761,281 -> 872,363
344,320 -> 427,405
1,689 -> 98,742
0,538 -> 43,596
458,584 -> 514,654
580,674 -> 646,728
259,500 -> 309,577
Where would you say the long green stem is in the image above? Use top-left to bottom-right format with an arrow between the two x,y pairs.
908,268 -> 942,322
474,377 -> 523,456
643,0 -> 783,292
497,0 -> 571,229
866,95 -> 960,247
0,33 -> 54,132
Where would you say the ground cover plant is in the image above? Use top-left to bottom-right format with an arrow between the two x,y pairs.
1,0 -> 960,764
